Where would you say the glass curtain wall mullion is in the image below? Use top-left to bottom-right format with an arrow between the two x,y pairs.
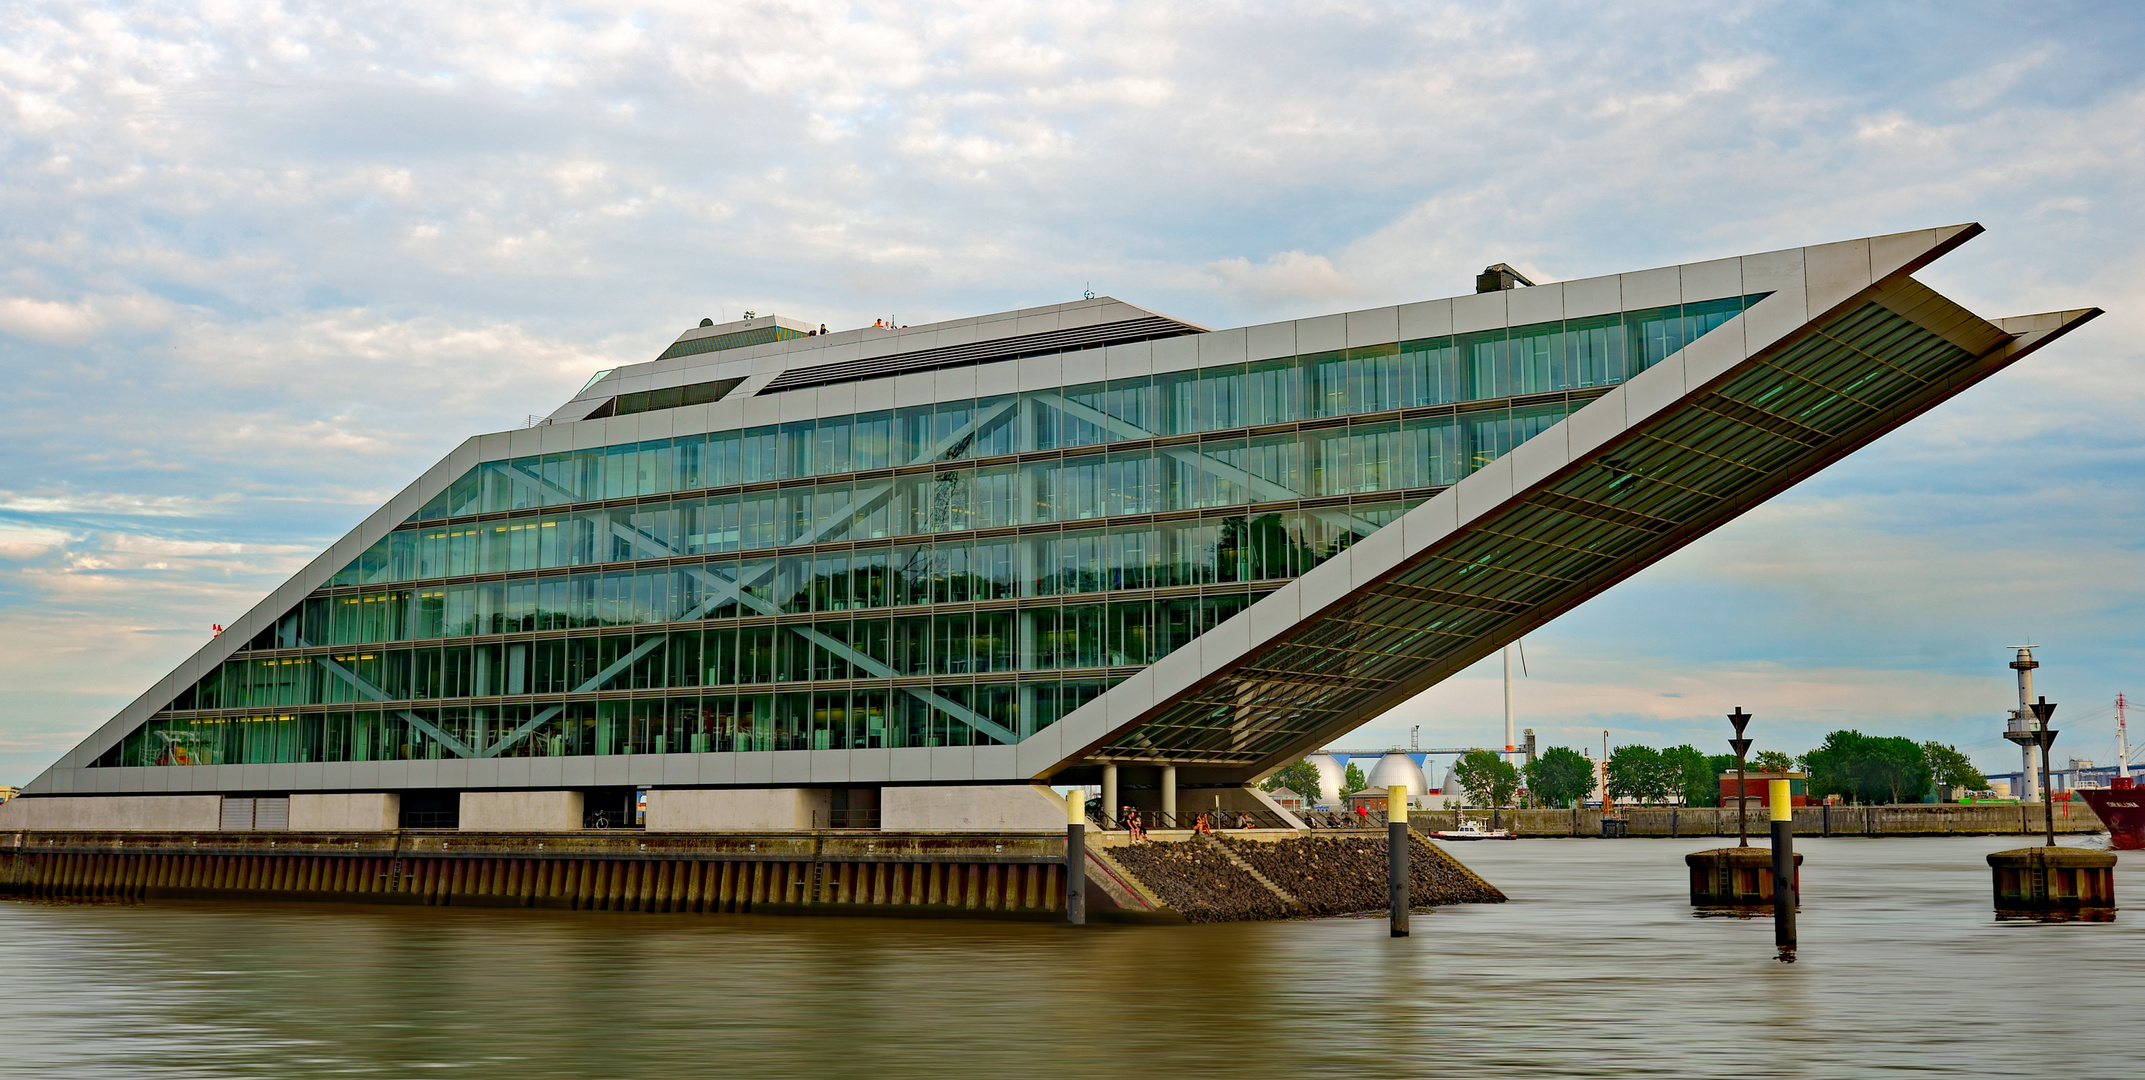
129,297 -> 1772,768
342,398 -> 1602,594
391,298 -> 1758,531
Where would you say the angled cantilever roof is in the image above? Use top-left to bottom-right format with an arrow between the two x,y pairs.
1019,223 -> 2100,785
22,223 -> 2100,797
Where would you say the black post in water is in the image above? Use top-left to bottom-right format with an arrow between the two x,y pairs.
1064,790 -> 1087,925
1769,778 -> 1796,962
1388,784 -> 1410,937
2029,696 -> 2060,848
1728,707 -> 1754,848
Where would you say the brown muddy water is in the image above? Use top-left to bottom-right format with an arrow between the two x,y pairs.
1,835 -> 2133,1078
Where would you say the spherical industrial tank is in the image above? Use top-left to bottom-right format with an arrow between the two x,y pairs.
1307,753 -> 1346,806
1364,753 -> 1430,800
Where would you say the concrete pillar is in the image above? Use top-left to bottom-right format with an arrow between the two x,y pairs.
1161,765 -> 1177,826
1101,764 -> 1118,829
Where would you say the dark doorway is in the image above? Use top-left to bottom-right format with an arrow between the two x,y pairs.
828,787 -> 881,829
400,790 -> 460,830
584,787 -> 643,830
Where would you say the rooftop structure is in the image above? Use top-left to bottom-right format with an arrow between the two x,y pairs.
6,225 -> 2101,831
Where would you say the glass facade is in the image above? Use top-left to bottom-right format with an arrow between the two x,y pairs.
1099,299 -> 1980,767
95,294 -> 1761,770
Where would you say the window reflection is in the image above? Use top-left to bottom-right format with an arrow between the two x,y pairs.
107,295 -> 1761,769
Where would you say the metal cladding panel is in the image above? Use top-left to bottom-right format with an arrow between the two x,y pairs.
1449,291 -> 1506,335
1294,313 -> 1345,354
1151,333 -> 1198,374
696,753 -> 736,786
849,749 -> 893,783
1344,307 -> 1400,349
808,750 -> 851,784
889,747 -> 932,782
1397,299 -> 1453,340
1200,327 -> 1247,366
1504,282 -> 1563,326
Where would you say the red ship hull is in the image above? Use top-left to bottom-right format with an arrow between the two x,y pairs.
2077,784 -> 2145,850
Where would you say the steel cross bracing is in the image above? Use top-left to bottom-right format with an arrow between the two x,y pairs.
1090,281 -> 2068,773
298,373 -> 1454,756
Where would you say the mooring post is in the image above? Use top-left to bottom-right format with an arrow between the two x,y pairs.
1064,789 -> 1086,925
1388,783 -> 1409,937
2029,697 -> 2060,848
1770,778 -> 1796,961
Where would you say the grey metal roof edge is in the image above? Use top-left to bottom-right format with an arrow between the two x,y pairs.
546,224 -> 1983,436
666,314 -> 818,346
553,297 -> 1178,419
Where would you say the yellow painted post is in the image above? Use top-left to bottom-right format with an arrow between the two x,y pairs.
1388,784 -> 1409,937
1771,778 -> 1796,959
1065,788 -> 1087,924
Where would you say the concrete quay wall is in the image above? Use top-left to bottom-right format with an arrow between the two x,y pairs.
1432,801 -> 2100,838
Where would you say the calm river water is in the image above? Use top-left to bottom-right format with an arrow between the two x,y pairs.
1,835 -> 2133,1078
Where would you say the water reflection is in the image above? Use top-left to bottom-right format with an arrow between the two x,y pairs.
2,837 -> 2132,1078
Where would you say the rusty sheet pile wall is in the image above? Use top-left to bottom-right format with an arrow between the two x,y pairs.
3,829 -> 1511,925
1,832 -> 1066,919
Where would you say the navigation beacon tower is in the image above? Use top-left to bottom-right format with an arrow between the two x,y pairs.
2003,646 -> 2042,802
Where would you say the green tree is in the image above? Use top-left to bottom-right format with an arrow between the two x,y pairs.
1803,731 -> 1934,805
1340,762 -> 1369,798
1524,746 -> 1596,808
1451,749 -> 1521,810
1263,759 -> 1326,805
1663,744 -> 1717,806
1605,744 -> 1675,803
1753,750 -> 1797,773
1921,742 -> 1988,800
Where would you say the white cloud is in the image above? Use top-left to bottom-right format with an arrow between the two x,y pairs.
1205,250 -> 1361,309
0,297 -> 100,343
0,523 -> 74,560
0,0 -> 2142,782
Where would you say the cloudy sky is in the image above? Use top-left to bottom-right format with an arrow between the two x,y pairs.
2,0 -> 2140,786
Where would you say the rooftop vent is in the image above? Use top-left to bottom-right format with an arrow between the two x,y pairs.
1476,263 -> 1537,293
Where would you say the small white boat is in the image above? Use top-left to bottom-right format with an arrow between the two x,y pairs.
1431,819 -> 1514,841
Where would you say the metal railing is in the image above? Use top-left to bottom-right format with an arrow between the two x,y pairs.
1302,809 -> 1388,830
1086,807 -> 1295,832
812,809 -> 882,830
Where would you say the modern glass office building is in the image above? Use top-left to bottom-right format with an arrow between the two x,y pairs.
10,224 -> 2098,829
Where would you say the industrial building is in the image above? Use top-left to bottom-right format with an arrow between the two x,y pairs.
2,224 -> 2097,834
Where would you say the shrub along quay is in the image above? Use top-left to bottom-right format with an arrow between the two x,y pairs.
1433,802 -> 2099,838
